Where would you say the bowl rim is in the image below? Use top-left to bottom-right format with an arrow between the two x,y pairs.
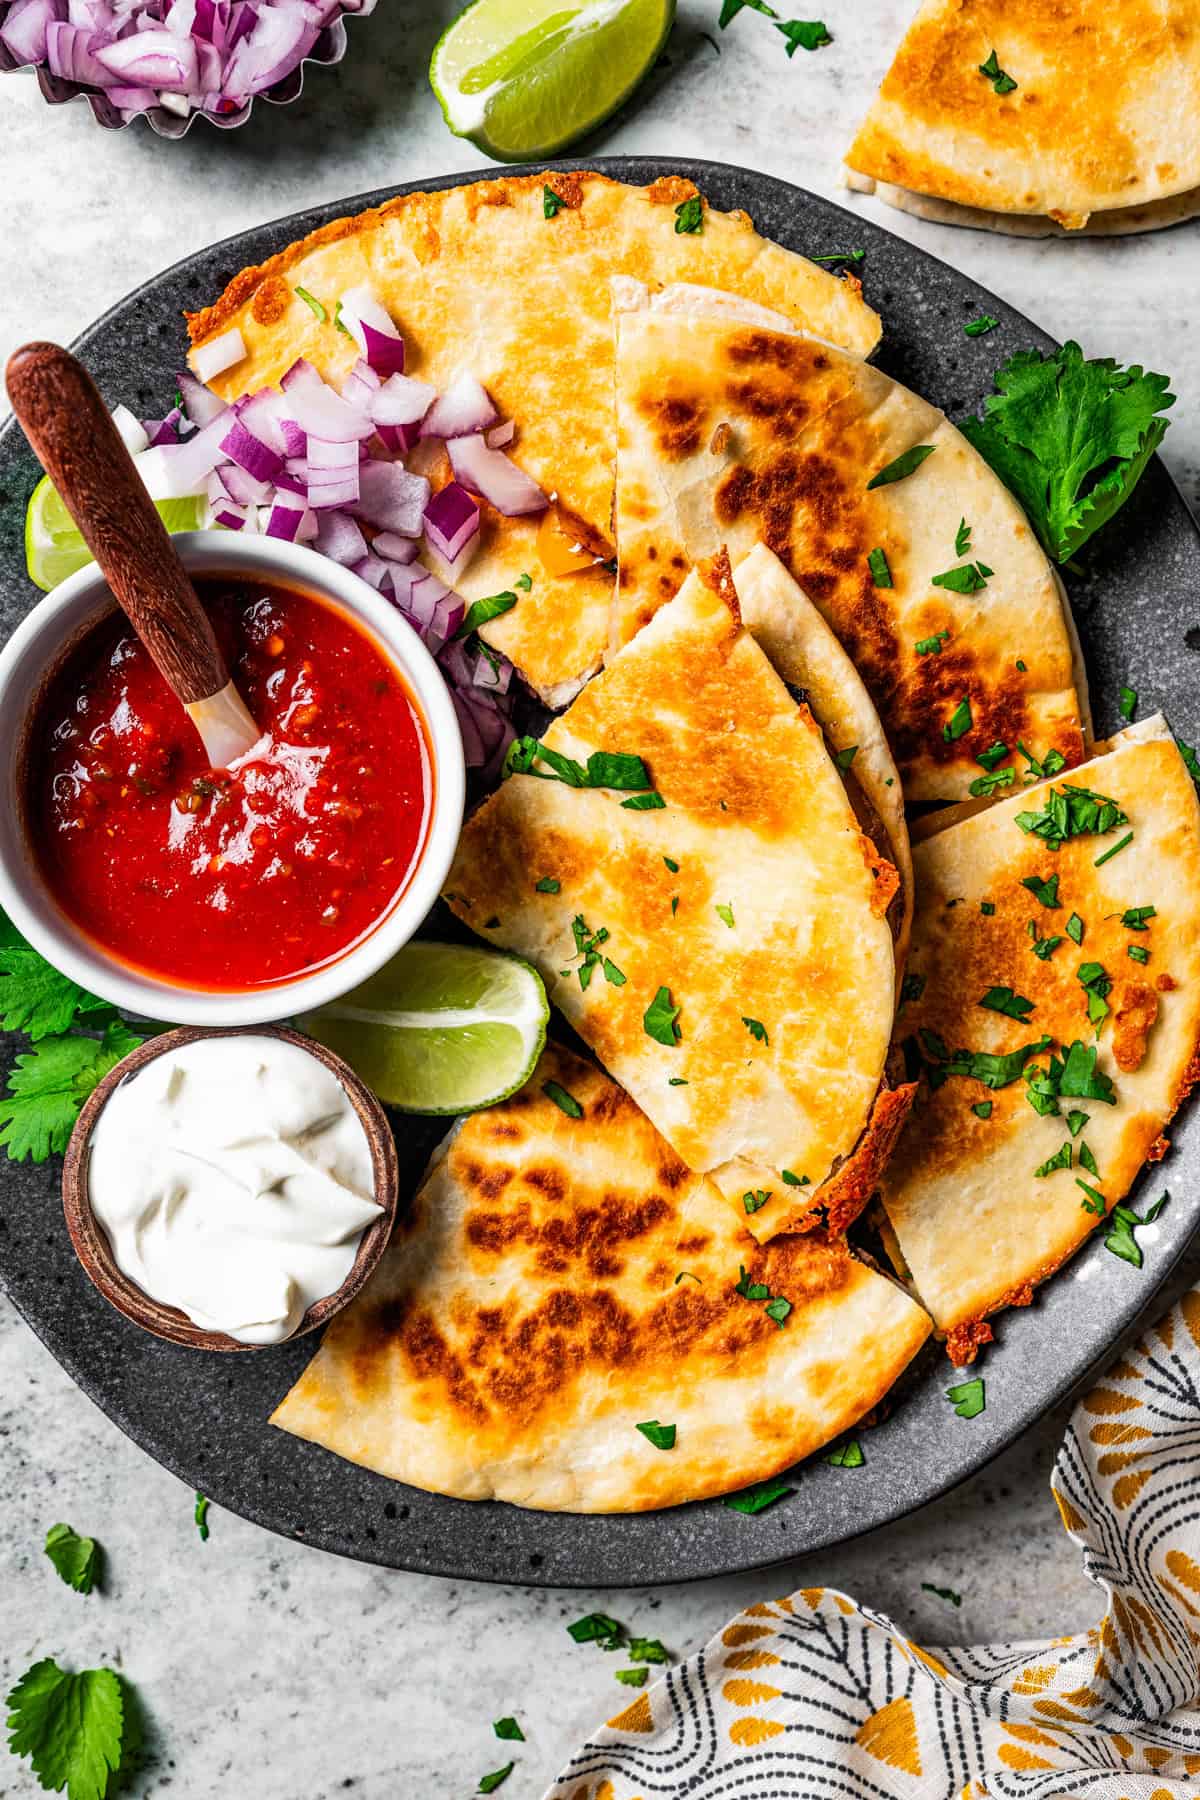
0,530 -> 465,1027
61,1022 -> 400,1351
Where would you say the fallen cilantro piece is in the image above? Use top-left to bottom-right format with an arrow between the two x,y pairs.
674,196 -> 703,234
1078,1179 -> 1107,1215
867,444 -> 935,490
294,285 -> 327,321
44,1524 -> 99,1596
980,986 -> 1034,1019
742,1015 -> 769,1044
825,1438 -> 864,1468
1067,1109 -> 1090,1137
810,248 -> 866,264
716,903 -> 735,929
567,1613 -> 624,1649
0,915 -> 110,1040
742,1189 -> 771,1214
946,1378 -> 985,1419
955,518 -> 972,556
724,1477 -> 794,1514
734,1265 -> 771,1302
978,47 -> 1017,92
781,1169 -> 809,1186
969,768 -> 1014,799
644,987 -> 681,1046
636,1420 -> 676,1450
515,572 -> 533,591
543,1080 -> 584,1120
1067,913 -> 1084,945
663,856 -> 679,873
961,342 -> 1174,562
457,591 -> 517,639
1015,783 -> 1128,851
1104,1204 -> 1149,1266
1095,831 -> 1133,868
976,741 -> 1009,771
1077,960 -> 1113,1027
764,1296 -> 792,1328
614,1668 -> 647,1687
1119,684 -> 1138,723
0,1022 -> 143,1165
493,1718 -> 524,1742
1079,1141 -> 1099,1177
6,1658 -> 128,1800
835,744 -> 859,772
868,547 -> 893,587
1022,873 -> 1060,908
479,1763 -> 514,1793
628,1637 -> 669,1664
775,18 -> 831,53
943,696 -> 973,742
965,315 -> 999,338
622,791 -> 666,811
720,0 -> 777,24
932,561 -> 992,594
916,630 -> 950,656
543,185 -> 565,218
1035,1142 -> 1072,1178
972,1101 -> 993,1120
1121,905 -> 1156,930
921,1582 -> 963,1606
194,1494 -> 210,1541
1128,943 -> 1150,964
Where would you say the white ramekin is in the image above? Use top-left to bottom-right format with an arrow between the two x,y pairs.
0,531 -> 465,1027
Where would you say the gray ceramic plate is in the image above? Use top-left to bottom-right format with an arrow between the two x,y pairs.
1,158 -> 1197,1588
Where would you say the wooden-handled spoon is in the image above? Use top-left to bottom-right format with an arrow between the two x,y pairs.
5,341 -> 261,769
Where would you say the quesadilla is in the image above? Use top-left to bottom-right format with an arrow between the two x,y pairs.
271,1045 -> 933,1512
612,307 -> 1086,803
445,556 -> 910,1242
881,716 -> 1200,1358
844,0 -> 1200,237
186,171 -> 881,706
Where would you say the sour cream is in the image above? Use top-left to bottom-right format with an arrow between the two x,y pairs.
87,1035 -> 382,1345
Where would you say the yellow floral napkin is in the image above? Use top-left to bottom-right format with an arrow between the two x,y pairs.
547,1289 -> 1200,1798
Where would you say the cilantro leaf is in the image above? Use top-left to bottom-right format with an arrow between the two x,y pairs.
0,1022 -> 142,1164
6,1659 -> 128,1800
868,547 -> 893,588
543,185 -> 565,218
835,744 -> 859,772
628,1637 -> 668,1664
44,1524 -> 100,1596
943,696 -> 973,742
493,1718 -> 524,1742
479,1763 -> 514,1793
294,285 -> 327,322
0,913 -> 109,1040
457,592 -> 517,638
978,47 -> 1017,92
1015,783 -> 1128,851
194,1493 -> 210,1541
1022,873 -> 1060,908
955,518 -> 972,556
946,1378 -> 985,1419
567,1613 -> 624,1648
644,987 -> 681,1046
1035,1142 -> 1072,1177
972,1100 -> 993,1119
1119,684 -> 1138,723
614,1667 -> 647,1687
716,903 -> 735,928
961,342 -> 1174,562
976,741 -> 1010,771
919,1031 -> 1052,1092
809,249 -> 866,265
969,767 -> 1014,799
503,738 -> 657,800
979,985 -> 1034,1019
742,1189 -> 771,1214
922,1582 -> 963,1605
742,1015 -> 769,1044
1128,943 -> 1150,964
867,444 -> 935,489
724,1477 -> 794,1513
1067,913 -> 1084,945
964,315 -> 999,338
1122,905 -> 1156,930
932,561 -> 992,594
535,877 -> 560,894
636,1420 -> 676,1450
543,1080 -> 583,1119
1103,1202 -> 1164,1268
674,196 -> 703,234
916,630 -> 950,656
825,1438 -> 864,1468
775,18 -> 831,54
1095,832 -> 1133,868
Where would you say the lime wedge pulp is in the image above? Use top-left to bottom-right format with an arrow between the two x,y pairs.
430,0 -> 675,162
300,942 -> 549,1115
25,475 -> 207,594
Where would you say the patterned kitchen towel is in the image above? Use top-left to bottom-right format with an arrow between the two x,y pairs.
546,1288 -> 1200,1799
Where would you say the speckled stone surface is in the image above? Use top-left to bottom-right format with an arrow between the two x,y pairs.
2,2 -> 1200,1793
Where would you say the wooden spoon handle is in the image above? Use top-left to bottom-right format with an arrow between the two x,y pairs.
5,341 -> 229,706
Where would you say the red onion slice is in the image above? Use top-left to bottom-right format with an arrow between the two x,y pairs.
337,284 -> 406,376
353,461 -> 430,536
423,481 -> 480,567
420,373 -> 498,441
313,510 -> 368,567
305,436 -> 361,510
0,0 -> 59,66
280,358 -> 373,442
372,532 -> 420,564
447,434 -> 547,518
191,327 -> 247,384
220,417 -> 283,483
177,369 -> 227,428
367,373 -> 435,431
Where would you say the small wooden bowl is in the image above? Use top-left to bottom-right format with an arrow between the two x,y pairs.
62,1024 -> 399,1352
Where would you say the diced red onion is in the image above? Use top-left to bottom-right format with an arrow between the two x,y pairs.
141,416 -> 181,448
485,419 -> 515,449
423,481 -> 480,567
451,691 -> 485,767
353,461 -> 430,536
372,532 -> 419,564
177,369 -> 227,428
236,386 -> 291,455
337,284 -> 406,376
220,461 -> 273,507
420,373 -> 498,441
46,19 -> 112,83
110,403 -> 149,456
339,361 -> 381,412
105,82 -> 159,107
447,434 -> 547,517
220,417 -> 283,483
367,373 -> 435,431
0,0 -> 61,67
313,510 -> 368,567
473,645 -> 512,694
95,27 -> 198,89
351,555 -> 389,590
191,328 -> 247,384
133,406 -> 232,498
213,501 -> 252,531
280,358 -> 373,442
265,494 -> 308,541
306,436 -> 360,509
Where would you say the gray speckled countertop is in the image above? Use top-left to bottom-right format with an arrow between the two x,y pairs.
2,3 -> 1200,1794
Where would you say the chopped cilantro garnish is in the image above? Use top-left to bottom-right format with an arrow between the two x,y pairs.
1094,832 -> 1133,867
1067,1109 -> 1090,1137
961,342 -> 1174,563
970,767 -> 1014,798
1077,960 -> 1113,1027
294,285 -> 327,321
1031,933 -> 1063,961
742,1188 -> 771,1214
919,1031 -> 1052,1092
1017,741 -> 1067,782
44,1524 -> 100,1595
835,744 -> 859,772
570,916 -> 623,991
742,1016 -> 769,1044
1179,738 -> 1200,783
332,299 -> 352,336
810,248 -> 866,264
1022,872 -> 1060,908
943,696 -> 973,742
663,856 -> 680,873
674,1270 -> 701,1284
825,1438 -> 865,1468
976,742 -> 1010,772
628,1638 -> 669,1664
515,572 -> 533,591
922,1582 -> 963,1606
543,185 -> 565,218
1105,1193 -> 1168,1268
1077,1178 -> 1107,1215
1067,913 -> 1084,945
972,1100 -> 993,1119
724,1477 -> 794,1514
1122,905 -> 1156,929
194,1493 -> 210,1541
457,591 -> 518,639
932,561 -> 992,594
567,1613 -> 624,1647
716,903 -> 735,929
636,1420 -> 676,1450
978,47 -> 1017,92
644,987 -> 681,1046
504,738 -> 658,804
1015,783 -> 1128,851
668,1076 -> 688,1086
955,518 -> 972,556
776,18 -> 831,53
916,630 -> 950,656
946,1378 -> 985,1418
764,1296 -> 792,1327
867,444 -> 935,489
614,1667 -> 647,1687
1079,1141 -> 1099,1178
1035,1142 -> 1072,1177
535,877 -> 560,893
964,315 -> 999,338
980,985 -> 1034,1019
1119,684 -> 1137,723
868,547 -> 893,587
674,195 -> 703,234
543,1080 -> 583,1119
734,1264 -> 771,1301
1025,1040 -> 1117,1118
1128,943 -> 1150,963
479,1763 -> 514,1792
493,1719 -> 524,1742
981,901 -> 996,916
622,791 -> 666,811
781,1169 -> 810,1186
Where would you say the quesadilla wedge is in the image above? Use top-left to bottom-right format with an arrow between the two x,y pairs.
186,171 -> 880,707
271,1045 -> 933,1512
881,716 -> 1200,1358
612,307 -> 1086,803
445,555 -> 910,1242
844,0 -> 1200,237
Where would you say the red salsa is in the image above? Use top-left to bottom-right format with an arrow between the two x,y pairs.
28,577 -> 432,991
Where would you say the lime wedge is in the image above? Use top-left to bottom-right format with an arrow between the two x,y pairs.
300,942 -> 549,1114
430,0 -> 675,162
25,475 -> 208,594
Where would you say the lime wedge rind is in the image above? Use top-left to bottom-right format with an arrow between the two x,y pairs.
430,0 -> 675,163
25,474 -> 208,594
300,943 -> 549,1116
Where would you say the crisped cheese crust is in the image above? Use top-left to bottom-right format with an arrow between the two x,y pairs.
881,717 -> 1200,1332
445,564 -> 897,1241
271,1045 -> 931,1512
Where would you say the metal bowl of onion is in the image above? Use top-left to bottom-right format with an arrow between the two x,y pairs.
0,0 -> 374,139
